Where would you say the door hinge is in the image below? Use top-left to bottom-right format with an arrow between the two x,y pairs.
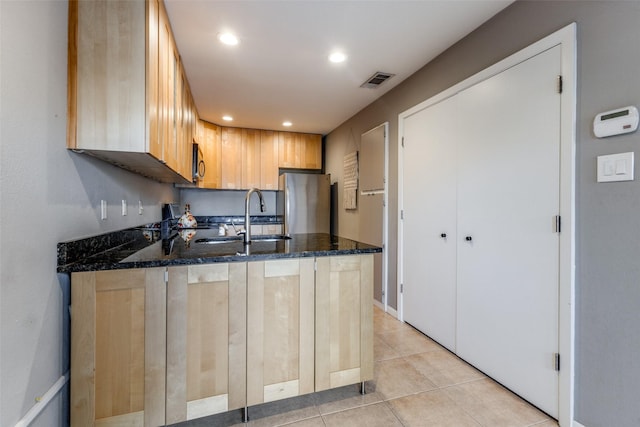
400,283 -> 404,293
401,210 -> 404,220
557,75 -> 563,94
554,353 -> 561,371
554,215 -> 562,233
164,269 -> 169,284
401,137 -> 405,147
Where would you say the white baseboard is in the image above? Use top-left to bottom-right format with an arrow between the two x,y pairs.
573,421 -> 586,427
14,372 -> 69,427
373,300 -> 399,319
386,305 -> 398,319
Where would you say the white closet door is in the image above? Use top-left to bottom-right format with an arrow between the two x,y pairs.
456,46 -> 561,417
402,95 -> 458,351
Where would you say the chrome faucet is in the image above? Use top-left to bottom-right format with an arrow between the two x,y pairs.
243,188 -> 266,244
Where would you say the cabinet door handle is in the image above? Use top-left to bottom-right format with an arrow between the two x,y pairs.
440,233 -> 447,238
465,236 -> 473,242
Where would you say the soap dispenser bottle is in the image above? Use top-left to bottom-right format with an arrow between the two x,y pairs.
177,204 -> 197,229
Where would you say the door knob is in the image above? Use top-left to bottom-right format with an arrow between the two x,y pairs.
465,236 -> 473,242
440,233 -> 447,238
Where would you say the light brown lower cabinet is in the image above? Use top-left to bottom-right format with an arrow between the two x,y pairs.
247,259 -> 315,406
70,268 -> 167,427
165,263 -> 247,424
70,254 -> 373,426
315,255 -> 374,391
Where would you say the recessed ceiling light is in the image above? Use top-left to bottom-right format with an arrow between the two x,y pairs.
329,52 -> 347,63
283,121 -> 292,127
218,32 -> 239,46
222,115 -> 233,122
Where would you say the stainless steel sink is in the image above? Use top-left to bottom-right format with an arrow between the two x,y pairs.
251,234 -> 292,242
195,235 -> 291,245
195,236 -> 242,244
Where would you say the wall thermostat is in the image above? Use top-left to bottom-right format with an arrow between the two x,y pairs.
593,105 -> 639,138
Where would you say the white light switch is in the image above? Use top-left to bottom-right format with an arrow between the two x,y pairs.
604,160 -> 614,176
597,152 -> 634,182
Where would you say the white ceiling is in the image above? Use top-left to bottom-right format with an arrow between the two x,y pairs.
165,0 -> 514,135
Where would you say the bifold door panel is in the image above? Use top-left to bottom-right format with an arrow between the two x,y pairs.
401,45 -> 562,417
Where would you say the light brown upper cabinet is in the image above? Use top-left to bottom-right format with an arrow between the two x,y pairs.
277,132 -> 300,168
220,127 -> 244,189
175,55 -> 196,180
198,121 -> 222,189
196,126 -> 322,190
299,133 -> 323,170
279,132 -> 322,170
220,127 -> 263,190
242,129 -> 262,189
67,0 -> 193,183
260,130 -> 280,190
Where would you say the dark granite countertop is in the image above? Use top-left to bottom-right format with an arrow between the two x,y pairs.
57,226 -> 381,273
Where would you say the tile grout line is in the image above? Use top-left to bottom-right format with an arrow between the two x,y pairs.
381,399 -> 410,427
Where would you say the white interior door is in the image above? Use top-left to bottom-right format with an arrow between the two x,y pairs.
401,96 -> 458,351
455,45 -> 561,417
358,192 -> 384,304
360,124 -> 388,308
360,125 -> 386,193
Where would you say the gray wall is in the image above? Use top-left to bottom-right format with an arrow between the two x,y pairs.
180,189 -> 278,217
0,1 -> 178,425
325,1 -> 640,426
2,1 -> 639,426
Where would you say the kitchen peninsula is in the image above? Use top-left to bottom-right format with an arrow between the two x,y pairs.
58,226 -> 381,426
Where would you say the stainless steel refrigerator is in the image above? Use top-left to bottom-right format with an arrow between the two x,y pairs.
277,173 -> 331,235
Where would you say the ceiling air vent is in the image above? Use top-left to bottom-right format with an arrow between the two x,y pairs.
360,71 -> 395,89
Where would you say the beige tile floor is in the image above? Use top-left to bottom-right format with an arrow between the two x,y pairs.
172,306 -> 558,427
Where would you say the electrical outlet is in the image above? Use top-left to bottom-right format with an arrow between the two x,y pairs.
100,200 -> 107,220
138,200 -> 144,215
121,200 -> 127,216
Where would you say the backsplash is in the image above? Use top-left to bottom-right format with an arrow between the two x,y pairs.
179,188 -> 278,216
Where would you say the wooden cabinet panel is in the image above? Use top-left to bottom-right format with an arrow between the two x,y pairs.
300,133 -> 322,170
242,129 -> 262,189
196,127 -> 321,189
176,70 -> 192,180
70,253 -> 371,425
71,268 -> 167,427
68,0 -> 192,184
247,259 -> 315,406
200,121 -> 221,189
72,0 -> 147,152
315,255 -> 374,391
221,127 -> 243,189
260,130 -> 280,190
278,132 -> 300,168
166,264 -> 247,424
159,0 -> 178,172
278,132 -> 322,170
147,0 -> 161,161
